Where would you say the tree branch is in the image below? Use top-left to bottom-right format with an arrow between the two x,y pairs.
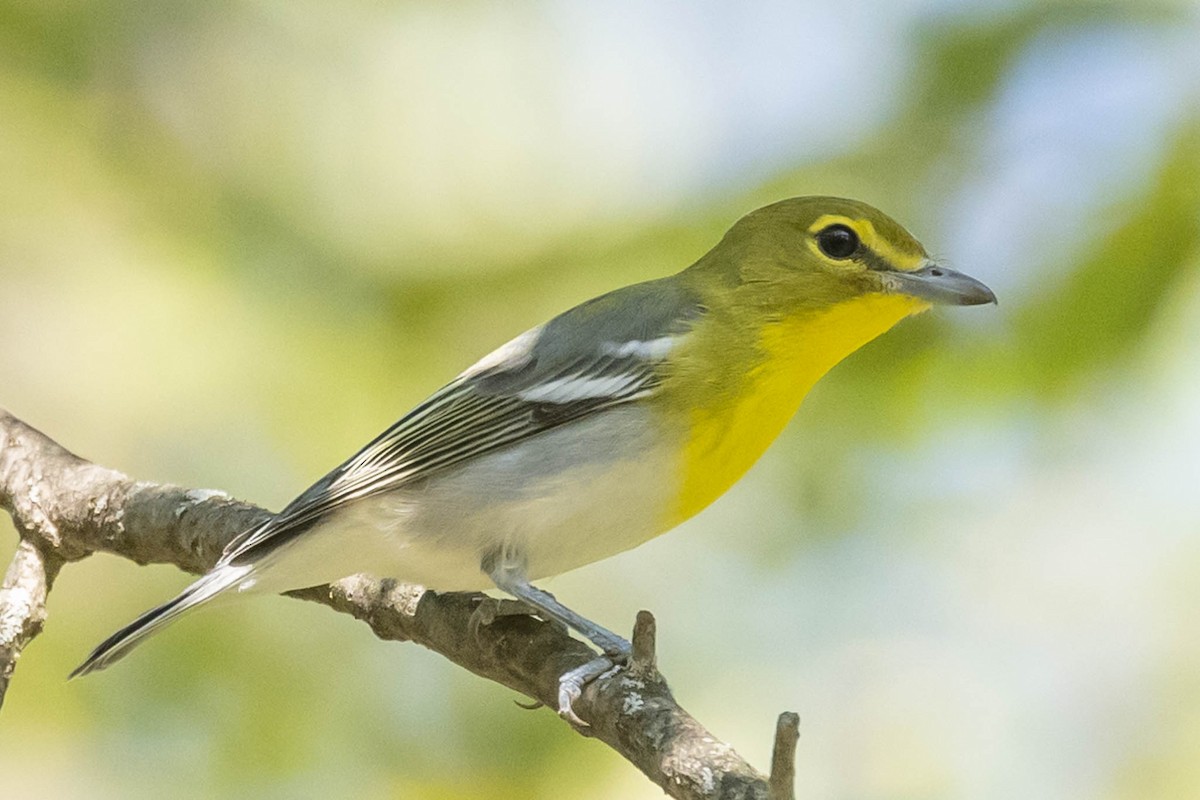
0,408 -> 792,798
0,539 -> 60,709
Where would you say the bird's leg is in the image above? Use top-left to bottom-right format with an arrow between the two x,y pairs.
487,565 -> 631,658
484,552 -> 631,724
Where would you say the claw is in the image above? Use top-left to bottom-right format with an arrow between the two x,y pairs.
468,596 -> 540,642
556,655 -> 618,727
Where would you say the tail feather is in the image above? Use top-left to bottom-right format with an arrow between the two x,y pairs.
70,566 -> 250,679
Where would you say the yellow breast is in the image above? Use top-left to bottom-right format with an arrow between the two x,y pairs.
670,293 -> 928,525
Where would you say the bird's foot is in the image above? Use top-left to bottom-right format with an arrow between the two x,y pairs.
557,655 -> 625,727
468,596 -> 567,643
558,611 -> 662,726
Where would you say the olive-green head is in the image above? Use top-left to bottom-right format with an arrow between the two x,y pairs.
689,196 -> 995,310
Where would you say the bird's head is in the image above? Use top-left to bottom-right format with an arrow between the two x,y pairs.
693,196 -> 995,314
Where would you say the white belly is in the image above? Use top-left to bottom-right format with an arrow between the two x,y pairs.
245,407 -> 683,593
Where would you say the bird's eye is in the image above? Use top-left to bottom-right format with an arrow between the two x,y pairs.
816,224 -> 860,259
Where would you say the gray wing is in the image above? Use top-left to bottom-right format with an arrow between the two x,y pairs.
225,276 -> 703,563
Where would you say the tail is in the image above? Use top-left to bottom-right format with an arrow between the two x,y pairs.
69,565 -> 251,679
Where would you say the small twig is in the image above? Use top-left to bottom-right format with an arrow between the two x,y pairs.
630,609 -> 657,676
768,711 -> 800,800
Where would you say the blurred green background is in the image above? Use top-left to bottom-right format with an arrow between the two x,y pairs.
2,1 -> 1199,798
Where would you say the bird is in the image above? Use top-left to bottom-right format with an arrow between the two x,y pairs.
72,196 -> 994,719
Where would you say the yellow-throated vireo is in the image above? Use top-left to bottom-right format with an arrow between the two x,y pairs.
73,197 -> 994,718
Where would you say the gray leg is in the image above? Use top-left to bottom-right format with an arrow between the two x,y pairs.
485,557 -> 631,658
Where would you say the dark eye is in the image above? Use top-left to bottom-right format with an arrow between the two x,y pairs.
816,224 -> 859,259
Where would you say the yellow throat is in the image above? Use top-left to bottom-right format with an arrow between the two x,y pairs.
671,293 -> 929,525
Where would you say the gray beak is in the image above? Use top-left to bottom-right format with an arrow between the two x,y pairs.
884,263 -> 997,306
